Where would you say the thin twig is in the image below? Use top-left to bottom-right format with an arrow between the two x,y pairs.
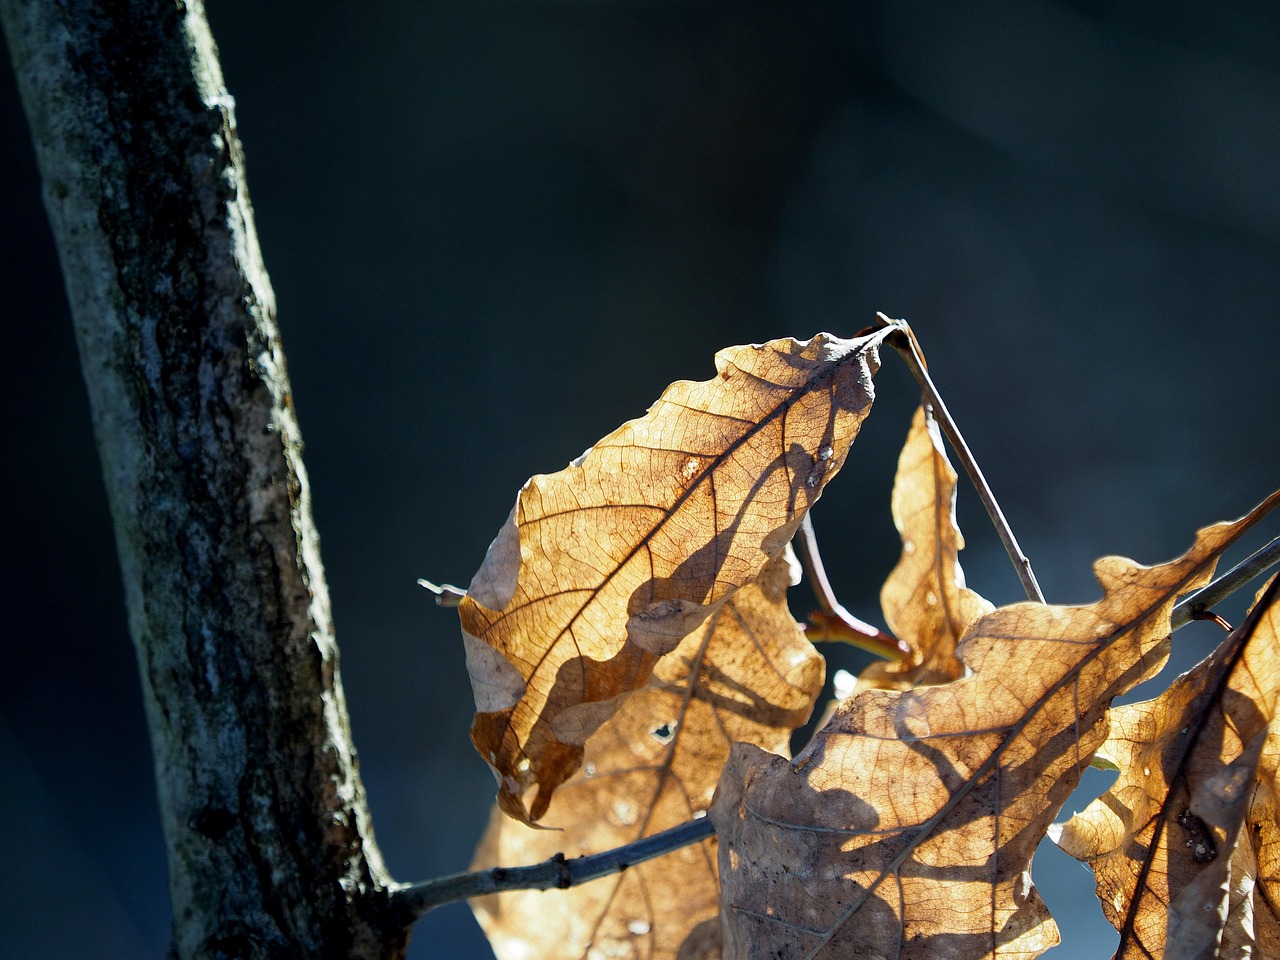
795,514 -> 911,660
388,816 -> 716,925
1188,607 -> 1233,632
1172,535 -> 1280,631
417,578 -> 466,607
876,314 -> 1046,604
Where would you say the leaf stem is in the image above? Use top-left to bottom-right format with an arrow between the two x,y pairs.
796,514 -> 911,660
1172,534 -> 1280,631
388,816 -> 716,925
877,315 -> 1046,604
417,578 -> 466,607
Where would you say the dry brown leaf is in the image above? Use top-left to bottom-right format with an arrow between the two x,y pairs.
1231,714 -> 1280,957
710,493 -> 1280,960
1166,731 -> 1268,960
1217,783 -> 1280,960
470,552 -> 823,960
1053,575 -> 1280,959
861,404 -> 993,691
460,329 -> 892,822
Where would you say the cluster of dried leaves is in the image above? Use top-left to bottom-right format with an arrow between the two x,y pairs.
454,326 -> 1280,960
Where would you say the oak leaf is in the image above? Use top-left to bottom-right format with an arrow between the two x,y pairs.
1229,713 -> 1280,957
710,493 -> 1279,960
470,552 -> 823,960
460,329 -> 892,822
861,403 -> 993,691
1052,575 -> 1280,959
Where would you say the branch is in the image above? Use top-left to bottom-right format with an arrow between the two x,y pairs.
876,314 -> 1046,603
389,816 -> 717,924
795,514 -> 911,660
1172,535 -> 1280,631
1,2 -> 402,955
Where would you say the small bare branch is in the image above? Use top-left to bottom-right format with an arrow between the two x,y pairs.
1172,535 -> 1280,631
875,314 -> 1046,604
795,514 -> 910,660
388,816 -> 716,925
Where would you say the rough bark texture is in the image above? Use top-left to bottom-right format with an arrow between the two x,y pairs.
1,2 -> 408,957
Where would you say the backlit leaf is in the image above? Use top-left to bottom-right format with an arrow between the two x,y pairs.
461,328 -> 893,822
710,493 -> 1279,960
470,552 -> 823,960
862,404 -> 992,691
1231,716 -> 1280,957
1052,575 -> 1280,959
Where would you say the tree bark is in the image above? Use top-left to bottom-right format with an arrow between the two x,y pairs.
1,2 -> 407,957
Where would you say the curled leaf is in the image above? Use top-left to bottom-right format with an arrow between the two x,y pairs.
470,553 -> 823,960
710,493 -> 1279,960
460,329 -> 893,822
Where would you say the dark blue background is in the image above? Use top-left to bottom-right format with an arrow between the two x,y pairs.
3,2 -> 1278,957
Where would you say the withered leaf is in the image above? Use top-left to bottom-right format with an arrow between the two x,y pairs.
862,404 -> 993,691
461,329 -> 892,822
1231,712 -> 1280,957
1052,575 -> 1280,960
710,493 -> 1279,960
470,552 -> 824,960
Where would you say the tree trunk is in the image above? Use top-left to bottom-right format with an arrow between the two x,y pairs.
0,2 -> 408,956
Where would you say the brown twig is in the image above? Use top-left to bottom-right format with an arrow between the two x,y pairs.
795,514 -> 911,660
1187,606 -> 1233,632
875,314 -> 1046,604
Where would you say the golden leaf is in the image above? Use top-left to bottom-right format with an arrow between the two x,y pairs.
1052,575 -> 1280,959
862,404 -> 993,691
461,329 -> 892,822
470,552 -> 823,960
709,493 -> 1280,960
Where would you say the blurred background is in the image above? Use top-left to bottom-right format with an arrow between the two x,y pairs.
3,1 -> 1279,956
